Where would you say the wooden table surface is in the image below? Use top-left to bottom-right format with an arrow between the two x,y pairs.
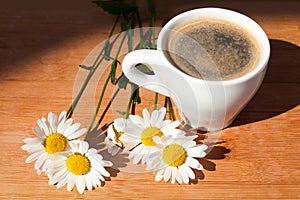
0,0 -> 299,199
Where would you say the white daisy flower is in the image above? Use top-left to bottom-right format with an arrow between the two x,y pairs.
146,135 -> 208,184
21,111 -> 86,174
47,139 -> 113,194
120,107 -> 184,165
104,118 -> 128,156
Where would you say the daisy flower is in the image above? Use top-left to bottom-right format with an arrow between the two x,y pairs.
146,135 -> 208,184
21,111 -> 86,174
47,139 -> 113,194
120,107 -> 184,164
104,118 -> 128,156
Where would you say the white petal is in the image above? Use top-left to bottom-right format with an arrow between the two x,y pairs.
156,107 -> 167,125
37,119 -> 50,135
58,118 -> 73,134
129,115 -> 146,128
114,118 -> 126,131
67,128 -> 86,140
181,140 -> 196,149
155,173 -> 163,182
162,120 -> 180,131
182,164 -> 195,179
85,174 -> 93,190
22,143 -> 43,153
67,174 -> 76,192
89,170 -> 101,187
109,146 -> 120,156
85,148 -> 97,157
129,145 -> 144,164
150,109 -> 159,126
107,124 -> 116,138
187,145 -> 208,158
25,151 -> 44,163
161,120 -> 172,127
64,123 -> 81,138
76,176 -> 86,194
152,136 -> 162,145
49,167 -> 68,185
56,172 -> 70,189
171,167 -> 176,184
122,140 -> 140,151
69,140 -> 79,151
93,168 -> 105,181
173,167 -> 183,184
58,111 -> 67,125
93,162 -> 110,177
23,137 -> 43,145
48,112 -> 57,133
79,140 -> 89,154
34,153 -> 48,171
186,157 -> 202,170
141,150 -> 150,164
32,127 -> 45,138
178,165 -> 189,184
164,166 -> 172,182
92,152 -> 104,161
142,109 -> 151,127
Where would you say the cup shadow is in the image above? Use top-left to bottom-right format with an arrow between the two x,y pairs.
230,39 -> 300,127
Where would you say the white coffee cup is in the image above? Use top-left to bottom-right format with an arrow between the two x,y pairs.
122,8 -> 270,131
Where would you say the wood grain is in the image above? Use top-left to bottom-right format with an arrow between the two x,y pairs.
0,0 -> 299,199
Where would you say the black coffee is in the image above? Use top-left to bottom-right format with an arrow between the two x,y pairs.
167,18 -> 260,80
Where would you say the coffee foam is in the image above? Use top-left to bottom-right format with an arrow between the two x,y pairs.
166,18 -> 261,80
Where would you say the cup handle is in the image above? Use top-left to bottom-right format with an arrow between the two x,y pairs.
122,49 -> 170,97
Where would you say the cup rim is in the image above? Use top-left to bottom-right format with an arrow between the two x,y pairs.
157,7 -> 270,85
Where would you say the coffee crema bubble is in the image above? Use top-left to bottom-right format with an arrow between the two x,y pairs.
166,18 -> 260,80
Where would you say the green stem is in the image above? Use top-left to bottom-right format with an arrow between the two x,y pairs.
85,74 -> 111,140
115,32 -> 128,58
153,93 -> 158,110
66,14 -> 120,119
125,89 -> 134,118
151,15 -> 155,49
85,32 -> 128,140
133,0 -> 144,46
98,87 -> 121,125
166,97 -> 174,120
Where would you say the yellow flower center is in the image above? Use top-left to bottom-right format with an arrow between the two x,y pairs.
112,125 -> 124,144
140,126 -> 163,146
44,133 -> 67,154
162,144 -> 187,167
66,152 -> 91,175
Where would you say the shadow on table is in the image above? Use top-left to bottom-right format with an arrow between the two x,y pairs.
87,124 -> 231,184
230,39 -> 300,127
191,140 -> 231,183
86,124 -> 130,186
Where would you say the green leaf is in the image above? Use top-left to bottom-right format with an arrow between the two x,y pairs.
79,65 -> 93,71
127,29 -> 134,52
104,41 -> 113,60
121,21 -> 132,31
110,60 -> 118,84
135,63 -> 154,75
131,84 -> 141,104
115,110 -> 126,116
117,74 -> 129,89
92,0 -> 137,15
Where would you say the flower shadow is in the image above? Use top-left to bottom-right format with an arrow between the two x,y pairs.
85,123 -> 130,182
189,142 -> 231,184
190,141 -> 231,184
180,125 -> 231,184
